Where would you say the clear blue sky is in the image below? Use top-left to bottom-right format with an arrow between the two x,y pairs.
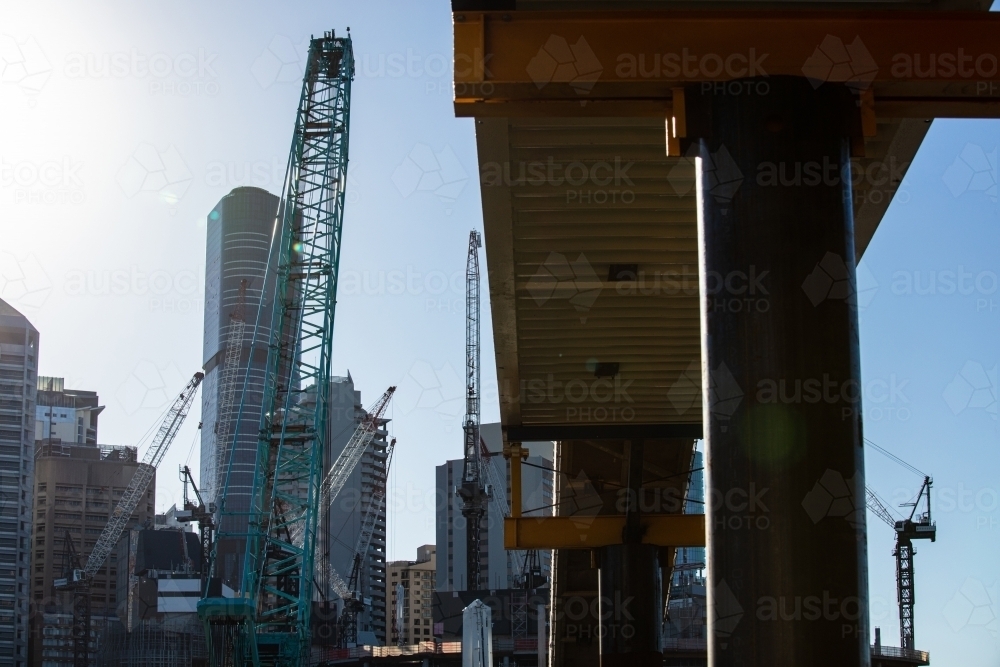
0,2 -> 996,664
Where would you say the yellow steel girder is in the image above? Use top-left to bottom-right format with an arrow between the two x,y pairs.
453,10 -> 1000,118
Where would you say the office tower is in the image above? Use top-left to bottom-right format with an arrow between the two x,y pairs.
435,423 -> 554,592
30,442 -> 154,667
34,378 -> 101,445
387,546 -> 436,645
0,298 -> 38,667
200,186 -> 279,589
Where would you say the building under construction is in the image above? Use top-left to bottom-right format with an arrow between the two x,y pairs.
95,527 -> 207,667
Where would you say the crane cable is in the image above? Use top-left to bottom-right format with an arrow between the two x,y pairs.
865,437 -> 927,478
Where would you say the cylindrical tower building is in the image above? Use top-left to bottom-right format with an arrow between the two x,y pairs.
201,186 -> 279,589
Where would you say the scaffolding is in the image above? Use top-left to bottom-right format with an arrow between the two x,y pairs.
96,616 -> 207,667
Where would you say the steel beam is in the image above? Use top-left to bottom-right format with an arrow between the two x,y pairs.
503,514 -> 706,549
453,10 -> 1000,118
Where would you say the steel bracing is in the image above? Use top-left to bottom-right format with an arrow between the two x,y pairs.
199,30 -> 354,667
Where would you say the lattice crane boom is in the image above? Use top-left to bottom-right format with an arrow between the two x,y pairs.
865,486 -> 897,530
457,230 -> 486,590
199,30 -> 354,667
335,436 -> 397,647
319,388 -> 394,526
84,371 -> 203,578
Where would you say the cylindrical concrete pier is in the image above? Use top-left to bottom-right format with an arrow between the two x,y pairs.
691,76 -> 870,667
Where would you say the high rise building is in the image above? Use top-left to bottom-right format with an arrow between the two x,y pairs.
34,378 -> 102,445
319,374 -> 388,645
435,424 -> 554,592
0,298 -> 38,667
387,545 -> 436,645
200,186 -> 279,590
29,442 -> 154,667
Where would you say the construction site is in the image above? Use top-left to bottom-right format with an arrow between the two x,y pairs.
1,1 -> 998,667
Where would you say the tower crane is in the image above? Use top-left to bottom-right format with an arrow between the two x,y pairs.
54,371 -> 204,667
457,230 -> 487,590
866,478 -> 936,650
864,439 -> 936,650
199,30 -> 354,667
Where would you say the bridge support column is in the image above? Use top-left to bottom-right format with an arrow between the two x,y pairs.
691,76 -> 869,667
599,440 -> 663,667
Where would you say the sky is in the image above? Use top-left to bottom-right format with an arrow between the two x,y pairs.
0,1 -> 997,664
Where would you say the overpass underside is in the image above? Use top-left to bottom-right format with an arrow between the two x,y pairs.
457,2 -> 997,665
477,113 -> 923,667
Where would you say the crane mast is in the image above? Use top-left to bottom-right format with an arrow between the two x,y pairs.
199,30 -> 354,667
866,467 -> 936,650
457,230 -> 486,590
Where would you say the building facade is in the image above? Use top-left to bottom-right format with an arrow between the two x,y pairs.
200,186 -> 279,590
321,374 -> 388,645
387,545 -> 436,645
0,299 -> 39,667
435,423 -> 554,592
29,443 -> 154,667
34,378 -> 101,446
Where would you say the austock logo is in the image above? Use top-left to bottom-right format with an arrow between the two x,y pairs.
802,469 -> 865,529
668,361 -> 744,431
251,35 -> 308,89
116,143 -> 192,205
391,143 -> 468,214
395,360 -> 465,426
526,35 -> 602,95
713,579 -> 744,649
943,143 -> 998,203
801,35 -> 878,90
0,252 -> 52,310
668,144 -> 744,207
526,252 -> 602,323
943,578 -> 999,636
114,360 -> 187,415
802,252 -> 856,307
943,361 -> 997,420
0,34 -> 51,97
